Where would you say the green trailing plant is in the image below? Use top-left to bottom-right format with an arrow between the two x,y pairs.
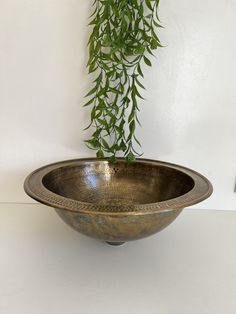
84,0 -> 162,162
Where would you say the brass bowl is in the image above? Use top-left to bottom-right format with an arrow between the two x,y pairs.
24,158 -> 213,245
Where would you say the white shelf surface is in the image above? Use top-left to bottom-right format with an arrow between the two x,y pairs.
0,204 -> 236,314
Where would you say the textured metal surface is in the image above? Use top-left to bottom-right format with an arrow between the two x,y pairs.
55,207 -> 183,243
24,158 -> 213,243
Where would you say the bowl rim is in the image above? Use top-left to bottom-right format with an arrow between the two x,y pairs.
24,158 -> 213,215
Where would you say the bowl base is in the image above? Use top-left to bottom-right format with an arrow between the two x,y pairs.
106,241 -> 125,246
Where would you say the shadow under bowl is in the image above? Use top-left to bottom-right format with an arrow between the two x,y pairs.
24,158 -> 213,245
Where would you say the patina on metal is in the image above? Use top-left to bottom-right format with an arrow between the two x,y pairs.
24,158 -> 213,245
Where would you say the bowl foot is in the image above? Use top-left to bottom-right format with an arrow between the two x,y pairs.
106,241 -> 125,246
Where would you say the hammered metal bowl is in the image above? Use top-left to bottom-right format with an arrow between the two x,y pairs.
24,158 -> 213,245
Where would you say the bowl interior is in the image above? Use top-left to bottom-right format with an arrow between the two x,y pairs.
42,161 -> 194,206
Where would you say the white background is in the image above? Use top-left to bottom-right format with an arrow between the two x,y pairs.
0,0 -> 235,209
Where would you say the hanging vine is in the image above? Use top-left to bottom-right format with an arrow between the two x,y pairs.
84,0 -> 162,162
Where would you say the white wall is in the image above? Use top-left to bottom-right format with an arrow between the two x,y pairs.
0,0 -> 235,209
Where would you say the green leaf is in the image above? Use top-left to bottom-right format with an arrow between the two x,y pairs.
145,0 -> 153,11
137,64 -> 144,77
84,138 -> 100,149
135,77 -> 146,90
134,86 -> 144,99
143,56 -> 152,66
128,110 -> 135,123
120,140 -> 127,152
84,86 -> 97,97
134,135 -> 141,147
126,152 -> 136,163
108,155 -> 117,164
96,150 -> 104,158
88,61 -> 97,73
153,19 -> 164,28
83,121 -> 92,131
83,98 -> 94,107
131,90 -> 138,108
129,120 -> 135,134
102,138 -> 110,150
